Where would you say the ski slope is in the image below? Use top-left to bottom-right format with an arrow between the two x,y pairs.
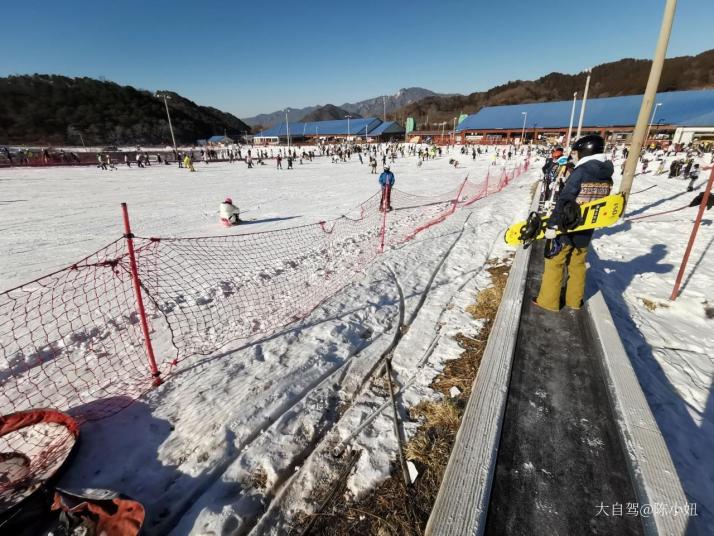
1,148 -> 711,534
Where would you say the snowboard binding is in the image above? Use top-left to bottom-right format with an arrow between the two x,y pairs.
518,211 -> 542,247
559,200 -> 584,232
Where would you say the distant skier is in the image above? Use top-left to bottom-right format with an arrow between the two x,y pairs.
183,154 -> 195,172
655,160 -> 665,175
687,164 -> 700,192
219,197 -> 241,226
541,147 -> 564,199
379,166 -> 395,212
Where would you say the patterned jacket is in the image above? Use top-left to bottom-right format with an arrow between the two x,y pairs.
549,153 -> 614,248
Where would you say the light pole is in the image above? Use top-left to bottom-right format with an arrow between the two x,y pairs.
576,69 -> 592,140
645,102 -> 663,146
520,112 -> 528,145
655,118 -> 666,141
440,121 -> 446,143
285,108 -> 290,152
452,117 -> 457,144
383,96 -> 387,121
565,91 -> 578,149
156,92 -> 177,150
346,114 -> 352,141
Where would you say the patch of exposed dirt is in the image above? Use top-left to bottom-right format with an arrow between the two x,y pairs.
301,259 -> 512,535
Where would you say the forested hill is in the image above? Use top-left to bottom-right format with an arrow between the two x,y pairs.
0,75 -> 250,146
396,49 -> 714,125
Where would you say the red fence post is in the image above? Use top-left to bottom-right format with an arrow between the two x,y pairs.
121,203 -> 162,385
379,185 -> 391,253
670,167 -> 714,300
452,178 -> 468,212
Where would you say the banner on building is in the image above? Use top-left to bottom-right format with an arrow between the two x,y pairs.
406,117 -> 415,133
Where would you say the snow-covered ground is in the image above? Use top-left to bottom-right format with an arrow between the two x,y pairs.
0,148 -> 534,533
1,148 -> 711,534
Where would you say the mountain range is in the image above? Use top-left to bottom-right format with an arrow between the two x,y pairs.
243,87 -> 447,129
396,49 -> 714,128
299,104 -> 362,123
2,49 -> 713,146
0,75 -> 251,146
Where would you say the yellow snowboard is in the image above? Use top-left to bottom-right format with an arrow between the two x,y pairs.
504,193 -> 625,246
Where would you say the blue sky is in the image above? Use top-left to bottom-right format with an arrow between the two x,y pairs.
1,0 -> 712,118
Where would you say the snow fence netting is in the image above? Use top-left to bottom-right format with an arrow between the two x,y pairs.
0,162 -> 527,422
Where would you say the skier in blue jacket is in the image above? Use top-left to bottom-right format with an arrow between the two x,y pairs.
379,166 -> 395,211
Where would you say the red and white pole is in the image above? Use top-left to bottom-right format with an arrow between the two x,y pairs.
121,203 -> 162,385
670,166 -> 714,300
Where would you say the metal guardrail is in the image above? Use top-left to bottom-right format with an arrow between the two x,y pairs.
587,291 -> 688,536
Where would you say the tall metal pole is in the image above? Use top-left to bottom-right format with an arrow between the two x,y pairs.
620,0 -> 678,202
159,94 -> 177,151
520,112 -> 527,145
452,117 -> 457,144
565,91 -> 578,148
645,102 -> 662,147
575,69 -> 591,140
383,96 -> 387,122
285,110 -> 291,151
346,114 -> 351,141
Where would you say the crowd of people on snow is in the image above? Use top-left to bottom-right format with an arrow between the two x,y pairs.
1,146 -> 82,166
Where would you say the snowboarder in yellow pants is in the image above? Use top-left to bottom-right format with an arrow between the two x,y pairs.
533,134 -> 613,312
535,245 -> 588,311
183,154 -> 195,172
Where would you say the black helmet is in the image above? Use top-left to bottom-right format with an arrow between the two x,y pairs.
572,135 -> 604,158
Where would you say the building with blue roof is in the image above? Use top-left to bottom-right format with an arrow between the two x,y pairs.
254,117 -> 406,142
365,121 -> 405,140
455,90 -> 714,146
